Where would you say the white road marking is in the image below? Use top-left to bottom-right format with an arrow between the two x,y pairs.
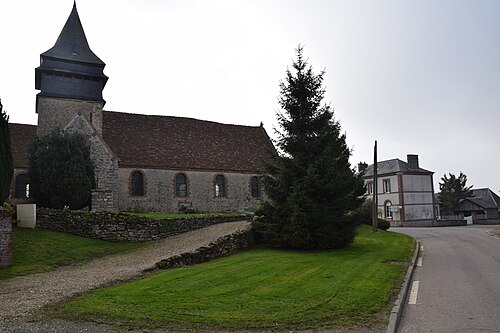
417,257 -> 423,267
408,281 -> 419,305
420,244 -> 424,252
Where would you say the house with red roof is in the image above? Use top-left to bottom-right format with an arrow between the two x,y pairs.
8,4 -> 273,213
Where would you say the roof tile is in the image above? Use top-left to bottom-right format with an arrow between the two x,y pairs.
102,111 -> 274,173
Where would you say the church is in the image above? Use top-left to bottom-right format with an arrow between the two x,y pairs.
8,3 -> 273,213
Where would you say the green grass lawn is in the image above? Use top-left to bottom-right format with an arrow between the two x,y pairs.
50,225 -> 415,331
124,212 -> 247,219
0,226 -> 147,280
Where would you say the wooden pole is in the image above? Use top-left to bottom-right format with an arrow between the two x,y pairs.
372,140 -> 378,232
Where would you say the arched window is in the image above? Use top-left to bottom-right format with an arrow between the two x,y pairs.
215,175 -> 226,197
130,171 -> 145,196
250,176 -> 260,197
15,174 -> 29,198
175,173 -> 187,197
385,201 -> 393,219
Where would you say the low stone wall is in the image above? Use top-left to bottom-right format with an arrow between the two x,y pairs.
476,218 -> 500,225
391,219 -> 466,227
36,208 -> 250,242
433,219 -> 467,227
0,210 -> 13,268
155,229 -> 254,270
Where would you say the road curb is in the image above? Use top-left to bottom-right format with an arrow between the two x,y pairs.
385,239 -> 420,333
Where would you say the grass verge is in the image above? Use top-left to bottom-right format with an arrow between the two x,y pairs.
0,226 -> 147,280
49,225 -> 414,331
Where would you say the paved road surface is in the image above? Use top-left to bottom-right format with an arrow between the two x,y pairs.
394,225 -> 500,333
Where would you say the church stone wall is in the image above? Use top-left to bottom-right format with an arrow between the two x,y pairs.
8,168 -> 32,205
117,168 -> 264,213
36,96 -> 103,137
64,114 -> 118,211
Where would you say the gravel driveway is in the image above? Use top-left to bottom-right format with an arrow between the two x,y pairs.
0,221 -> 251,332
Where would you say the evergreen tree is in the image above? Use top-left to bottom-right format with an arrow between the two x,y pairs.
255,46 -> 365,249
438,172 -> 473,213
0,99 -> 14,204
29,129 -> 95,210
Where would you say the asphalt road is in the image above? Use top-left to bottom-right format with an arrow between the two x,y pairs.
394,225 -> 500,333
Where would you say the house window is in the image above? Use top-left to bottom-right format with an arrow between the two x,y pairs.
383,179 -> 391,193
215,175 -> 226,197
385,201 -> 393,219
367,182 -> 373,195
175,173 -> 187,197
250,176 -> 260,197
130,171 -> 145,196
15,174 -> 29,198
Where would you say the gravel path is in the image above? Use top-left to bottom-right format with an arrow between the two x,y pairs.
0,221 -> 251,332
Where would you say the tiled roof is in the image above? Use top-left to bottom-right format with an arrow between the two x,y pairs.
102,111 -> 274,173
465,188 -> 500,209
362,158 -> 432,177
8,123 -> 37,168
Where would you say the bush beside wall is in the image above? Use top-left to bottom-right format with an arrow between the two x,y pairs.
36,208 -> 249,242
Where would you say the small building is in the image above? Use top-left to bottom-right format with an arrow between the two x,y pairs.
453,188 -> 500,225
359,154 -> 436,227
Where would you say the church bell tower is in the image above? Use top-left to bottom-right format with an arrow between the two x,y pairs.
35,2 -> 108,137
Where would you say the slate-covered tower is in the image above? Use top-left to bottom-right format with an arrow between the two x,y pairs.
35,2 -> 118,211
35,2 -> 107,137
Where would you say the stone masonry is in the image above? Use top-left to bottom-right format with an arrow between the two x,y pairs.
36,96 -> 104,137
36,208 -> 250,242
118,167 -> 265,213
0,210 -> 13,268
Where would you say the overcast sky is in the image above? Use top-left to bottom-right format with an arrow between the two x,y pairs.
1,0 -> 499,193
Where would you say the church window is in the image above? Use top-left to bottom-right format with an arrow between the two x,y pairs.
250,176 -> 260,197
15,174 -> 30,198
130,171 -> 145,196
215,175 -> 226,197
175,173 -> 187,197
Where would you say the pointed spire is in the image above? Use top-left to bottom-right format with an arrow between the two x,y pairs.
35,2 -> 107,103
41,2 -> 104,65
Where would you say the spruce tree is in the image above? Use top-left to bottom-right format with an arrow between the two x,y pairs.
0,99 -> 14,204
438,172 -> 473,214
29,129 -> 95,210
255,46 -> 365,249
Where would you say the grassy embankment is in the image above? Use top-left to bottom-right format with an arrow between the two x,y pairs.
50,225 -> 415,331
0,226 -> 147,280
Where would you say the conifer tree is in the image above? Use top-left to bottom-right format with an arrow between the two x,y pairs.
0,99 -> 14,204
255,46 -> 365,249
29,130 -> 95,210
438,172 -> 473,214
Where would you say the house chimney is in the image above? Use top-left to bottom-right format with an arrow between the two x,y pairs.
407,154 -> 419,169
358,162 -> 368,173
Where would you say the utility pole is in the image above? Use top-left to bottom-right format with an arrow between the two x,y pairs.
372,140 -> 378,233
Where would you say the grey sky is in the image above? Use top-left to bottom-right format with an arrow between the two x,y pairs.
1,0 -> 499,192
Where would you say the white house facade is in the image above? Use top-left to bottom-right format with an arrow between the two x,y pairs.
359,154 -> 436,227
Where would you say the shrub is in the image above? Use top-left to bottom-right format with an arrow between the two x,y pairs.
377,219 -> 390,231
28,129 -> 95,210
